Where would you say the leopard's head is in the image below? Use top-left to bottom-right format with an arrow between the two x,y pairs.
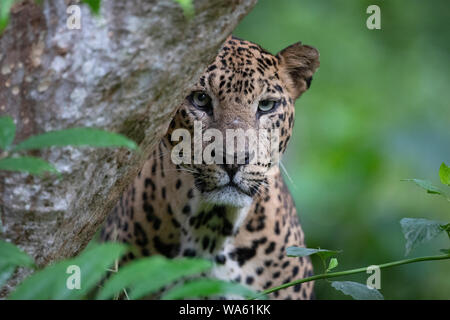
167,36 -> 319,207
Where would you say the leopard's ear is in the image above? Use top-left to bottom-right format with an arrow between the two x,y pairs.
277,42 -> 320,99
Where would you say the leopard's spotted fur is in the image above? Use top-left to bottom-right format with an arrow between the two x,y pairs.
101,36 -> 320,299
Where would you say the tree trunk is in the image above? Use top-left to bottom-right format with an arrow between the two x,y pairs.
0,0 -> 256,297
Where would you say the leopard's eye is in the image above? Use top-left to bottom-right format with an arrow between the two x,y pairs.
190,92 -> 212,109
258,100 -> 276,113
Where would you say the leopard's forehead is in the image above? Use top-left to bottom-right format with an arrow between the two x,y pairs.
198,36 -> 285,104
216,36 -> 279,74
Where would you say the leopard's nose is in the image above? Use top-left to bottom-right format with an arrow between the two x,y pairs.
220,151 -> 253,179
221,165 -> 238,180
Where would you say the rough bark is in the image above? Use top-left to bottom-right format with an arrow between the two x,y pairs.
0,0 -> 256,297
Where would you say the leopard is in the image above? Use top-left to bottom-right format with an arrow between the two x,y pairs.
100,35 -> 320,300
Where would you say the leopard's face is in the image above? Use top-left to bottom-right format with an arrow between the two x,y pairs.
167,36 -> 319,207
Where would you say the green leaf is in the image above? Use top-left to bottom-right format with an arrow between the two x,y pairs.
0,116 -> 16,150
0,265 -> 15,289
331,281 -> 384,300
0,156 -> 58,175
440,249 -> 450,254
287,247 -> 341,274
441,223 -> 450,239
12,128 -> 137,151
439,163 -> 450,186
326,258 -> 338,273
0,0 -> 15,33
0,240 -> 35,288
173,0 -> 194,18
0,240 -> 34,290
0,240 -> 34,268
162,278 -> 257,300
81,0 -> 101,15
97,256 -> 212,300
9,243 -> 127,300
400,218 -> 444,256
402,179 -> 442,195
286,246 -> 341,260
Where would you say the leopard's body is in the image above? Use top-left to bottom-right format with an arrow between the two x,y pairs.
101,36 -> 320,300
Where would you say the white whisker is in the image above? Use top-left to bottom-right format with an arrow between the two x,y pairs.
280,160 -> 298,190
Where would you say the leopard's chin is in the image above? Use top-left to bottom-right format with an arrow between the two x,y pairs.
202,185 -> 253,208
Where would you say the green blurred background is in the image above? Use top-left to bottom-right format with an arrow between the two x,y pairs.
235,0 -> 449,299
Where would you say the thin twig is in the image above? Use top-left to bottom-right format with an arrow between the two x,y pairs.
251,253 -> 450,299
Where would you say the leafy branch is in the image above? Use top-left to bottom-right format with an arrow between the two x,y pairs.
0,240 -> 256,300
401,162 -> 450,202
253,252 -> 450,300
0,116 -> 137,175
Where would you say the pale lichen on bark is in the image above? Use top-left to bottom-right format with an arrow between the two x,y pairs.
0,0 -> 256,297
